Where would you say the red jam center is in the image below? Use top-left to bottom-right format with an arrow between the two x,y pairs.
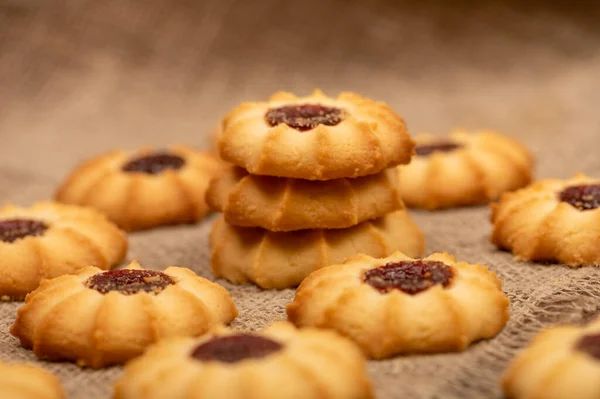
575,333 -> 600,359
559,184 -> 600,211
190,334 -> 283,363
415,141 -> 463,156
0,219 -> 48,243
85,269 -> 174,295
122,153 -> 185,174
363,260 -> 454,295
265,104 -> 345,131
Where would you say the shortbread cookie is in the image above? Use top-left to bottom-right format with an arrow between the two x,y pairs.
398,130 -> 533,210
0,361 -> 65,399
210,210 -> 425,289
56,145 -> 222,231
491,173 -> 600,266
0,202 -> 127,300
218,90 -> 414,180
114,322 -> 373,399
207,165 -> 403,231
11,260 -> 237,368
503,318 -> 600,399
287,251 -> 509,359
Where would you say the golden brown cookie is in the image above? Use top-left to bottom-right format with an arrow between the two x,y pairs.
0,361 -> 65,399
0,201 -> 127,300
287,251 -> 509,359
56,145 -> 222,231
113,322 -> 373,399
398,129 -> 533,210
491,173 -> 600,266
218,90 -> 414,180
11,260 -> 237,368
210,209 -> 425,289
206,165 -> 403,231
503,318 -> 600,399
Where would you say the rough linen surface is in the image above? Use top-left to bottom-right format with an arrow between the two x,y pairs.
1,0 -> 600,398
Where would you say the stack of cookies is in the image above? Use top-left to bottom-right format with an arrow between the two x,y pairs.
207,90 -> 425,289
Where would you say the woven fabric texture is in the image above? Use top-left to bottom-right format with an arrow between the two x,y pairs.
1,0 -> 600,398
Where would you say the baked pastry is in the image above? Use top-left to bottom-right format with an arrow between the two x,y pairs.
287,251 -> 509,359
218,89 -> 414,180
11,260 -> 238,368
503,318 -> 600,399
210,209 -> 425,289
56,145 -> 222,231
491,173 -> 600,266
397,129 -> 533,210
206,165 -> 403,231
0,361 -> 65,399
113,321 -> 373,399
0,201 -> 127,300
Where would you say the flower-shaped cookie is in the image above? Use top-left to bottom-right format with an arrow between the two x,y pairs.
398,130 -> 533,210
287,251 -> 509,358
206,165 -> 403,231
491,173 -> 600,266
0,361 -> 65,399
56,146 -> 222,231
218,90 -> 414,180
114,322 -> 373,399
503,318 -> 600,399
11,261 -> 237,368
210,210 -> 425,289
0,201 -> 127,300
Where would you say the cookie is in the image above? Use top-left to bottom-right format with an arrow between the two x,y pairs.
113,321 -> 373,399
491,173 -> 600,266
11,260 -> 237,368
398,129 -> 533,210
0,361 -> 65,399
287,251 -> 509,359
503,318 -> 600,399
206,165 -> 403,231
56,145 -> 222,231
218,89 -> 414,180
210,210 -> 425,289
0,201 -> 127,300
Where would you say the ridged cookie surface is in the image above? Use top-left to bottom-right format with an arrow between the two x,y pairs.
398,130 -> 533,210
0,201 -> 127,300
287,251 -> 509,359
503,318 -> 600,399
56,146 -> 222,231
207,166 -> 403,231
491,173 -> 600,266
114,322 -> 373,399
218,90 -> 414,180
210,209 -> 425,289
11,260 -> 237,368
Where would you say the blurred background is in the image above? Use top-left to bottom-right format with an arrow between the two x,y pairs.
1,0 -> 599,184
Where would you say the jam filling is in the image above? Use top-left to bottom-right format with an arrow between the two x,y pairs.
122,153 -> 185,174
415,141 -> 463,156
265,104 -> 345,131
559,184 -> 600,211
190,334 -> 283,363
85,269 -> 174,295
363,260 -> 454,295
0,219 -> 48,243
575,333 -> 600,360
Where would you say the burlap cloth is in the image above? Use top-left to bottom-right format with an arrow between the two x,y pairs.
1,0 -> 600,397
